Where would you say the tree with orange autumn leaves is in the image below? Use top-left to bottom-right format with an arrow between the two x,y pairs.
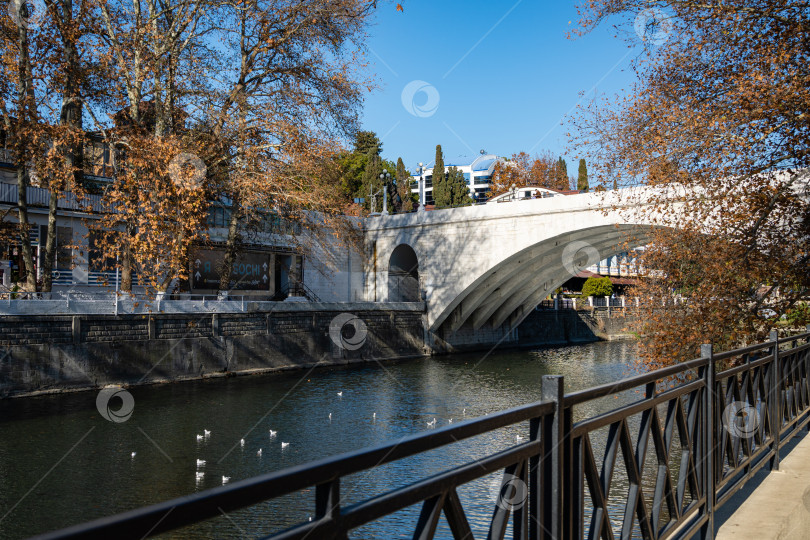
1,0 -> 379,294
490,151 -> 575,198
571,1 -> 810,368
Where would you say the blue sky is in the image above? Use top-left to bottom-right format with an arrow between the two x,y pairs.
359,1 -> 641,172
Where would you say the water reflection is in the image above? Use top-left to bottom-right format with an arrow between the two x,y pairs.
0,341 -> 640,539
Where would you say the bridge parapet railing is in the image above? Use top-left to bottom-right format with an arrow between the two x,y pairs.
0,291 -> 284,315
34,329 -> 810,540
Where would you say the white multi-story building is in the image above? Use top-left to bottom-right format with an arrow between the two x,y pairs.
410,153 -> 503,205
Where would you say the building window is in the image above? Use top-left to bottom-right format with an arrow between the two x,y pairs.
0,131 -> 12,164
474,175 -> 492,185
207,206 -> 232,228
83,139 -> 114,178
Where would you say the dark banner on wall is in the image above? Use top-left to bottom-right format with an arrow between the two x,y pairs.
191,248 -> 272,291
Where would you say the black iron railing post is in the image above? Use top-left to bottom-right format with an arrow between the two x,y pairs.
315,478 -> 345,537
541,375 -> 565,540
529,413 -> 543,540
769,329 -> 781,471
701,343 -> 715,540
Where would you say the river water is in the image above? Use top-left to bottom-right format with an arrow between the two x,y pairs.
0,340 -> 641,539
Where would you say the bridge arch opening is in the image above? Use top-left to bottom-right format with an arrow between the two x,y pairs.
388,244 -> 420,302
431,224 -> 658,334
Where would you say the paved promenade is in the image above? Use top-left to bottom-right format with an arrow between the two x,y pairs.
716,429 -> 810,539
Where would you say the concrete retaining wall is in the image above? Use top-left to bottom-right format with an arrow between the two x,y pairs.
0,303 -> 426,398
517,309 -> 638,347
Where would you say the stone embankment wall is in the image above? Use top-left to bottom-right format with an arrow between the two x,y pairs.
0,303 -> 426,398
517,308 -> 638,347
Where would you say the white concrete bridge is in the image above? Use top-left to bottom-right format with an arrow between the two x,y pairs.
364,189 -> 661,347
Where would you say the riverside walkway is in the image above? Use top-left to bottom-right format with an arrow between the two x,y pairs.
716,430 -> 810,539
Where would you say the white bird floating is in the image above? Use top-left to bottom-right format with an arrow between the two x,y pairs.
196,459 -> 206,468
516,435 -> 524,442
257,449 -> 263,457
240,439 -> 245,447
372,412 -> 376,420
222,476 -> 230,484
196,434 -> 203,442
204,429 -> 211,437
131,452 -> 136,458
195,471 -> 204,480
427,418 -> 437,427
448,419 -> 453,424
463,408 -> 466,416
337,391 -> 343,397
281,442 -> 290,449
328,413 -> 332,421
269,430 -> 277,437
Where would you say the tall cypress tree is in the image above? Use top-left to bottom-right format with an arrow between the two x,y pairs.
359,149 -> 382,212
395,157 -> 415,212
432,145 -> 447,206
577,158 -> 589,192
556,157 -> 568,190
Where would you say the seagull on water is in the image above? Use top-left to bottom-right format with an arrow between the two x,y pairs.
427,418 -> 437,427
516,435 -> 524,442
196,434 -> 203,442
131,452 -> 136,458
204,429 -> 211,437
269,429 -> 277,437
257,448 -> 263,457
281,442 -> 290,449
328,412 -> 332,421
222,476 -> 230,484
372,412 -> 376,420
195,471 -> 204,480
240,439 -> 245,447
196,459 -> 206,468
337,391 -> 343,397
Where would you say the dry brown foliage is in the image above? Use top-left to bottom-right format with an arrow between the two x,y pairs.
572,1 -> 810,367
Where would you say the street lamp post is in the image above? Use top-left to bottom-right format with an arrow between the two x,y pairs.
417,162 -> 425,212
379,169 -> 391,215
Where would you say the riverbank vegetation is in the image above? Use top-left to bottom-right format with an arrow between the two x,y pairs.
572,1 -> 810,367
1,0 -> 384,293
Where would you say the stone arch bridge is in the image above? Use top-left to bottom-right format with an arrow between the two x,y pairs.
364,190 -> 662,347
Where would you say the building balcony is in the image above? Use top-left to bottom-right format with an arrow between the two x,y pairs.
0,182 -> 113,213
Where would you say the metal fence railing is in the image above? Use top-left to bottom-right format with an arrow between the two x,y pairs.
33,329 -> 810,540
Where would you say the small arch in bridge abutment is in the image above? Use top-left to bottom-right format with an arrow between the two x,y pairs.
388,243 -> 420,302
431,224 -> 660,335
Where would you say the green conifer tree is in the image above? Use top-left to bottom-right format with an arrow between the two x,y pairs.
447,166 -> 473,206
358,149 -> 382,212
354,131 -> 382,156
556,157 -> 568,190
432,145 -> 447,206
395,157 -> 416,212
577,158 -> 589,192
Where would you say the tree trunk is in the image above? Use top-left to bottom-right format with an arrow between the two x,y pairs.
14,16 -> 38,292
42,0 -> 84,293
40,189 -> 58,292
121,232 -> 132,292
218,198 -> 241,292
15,167 -> 37,291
